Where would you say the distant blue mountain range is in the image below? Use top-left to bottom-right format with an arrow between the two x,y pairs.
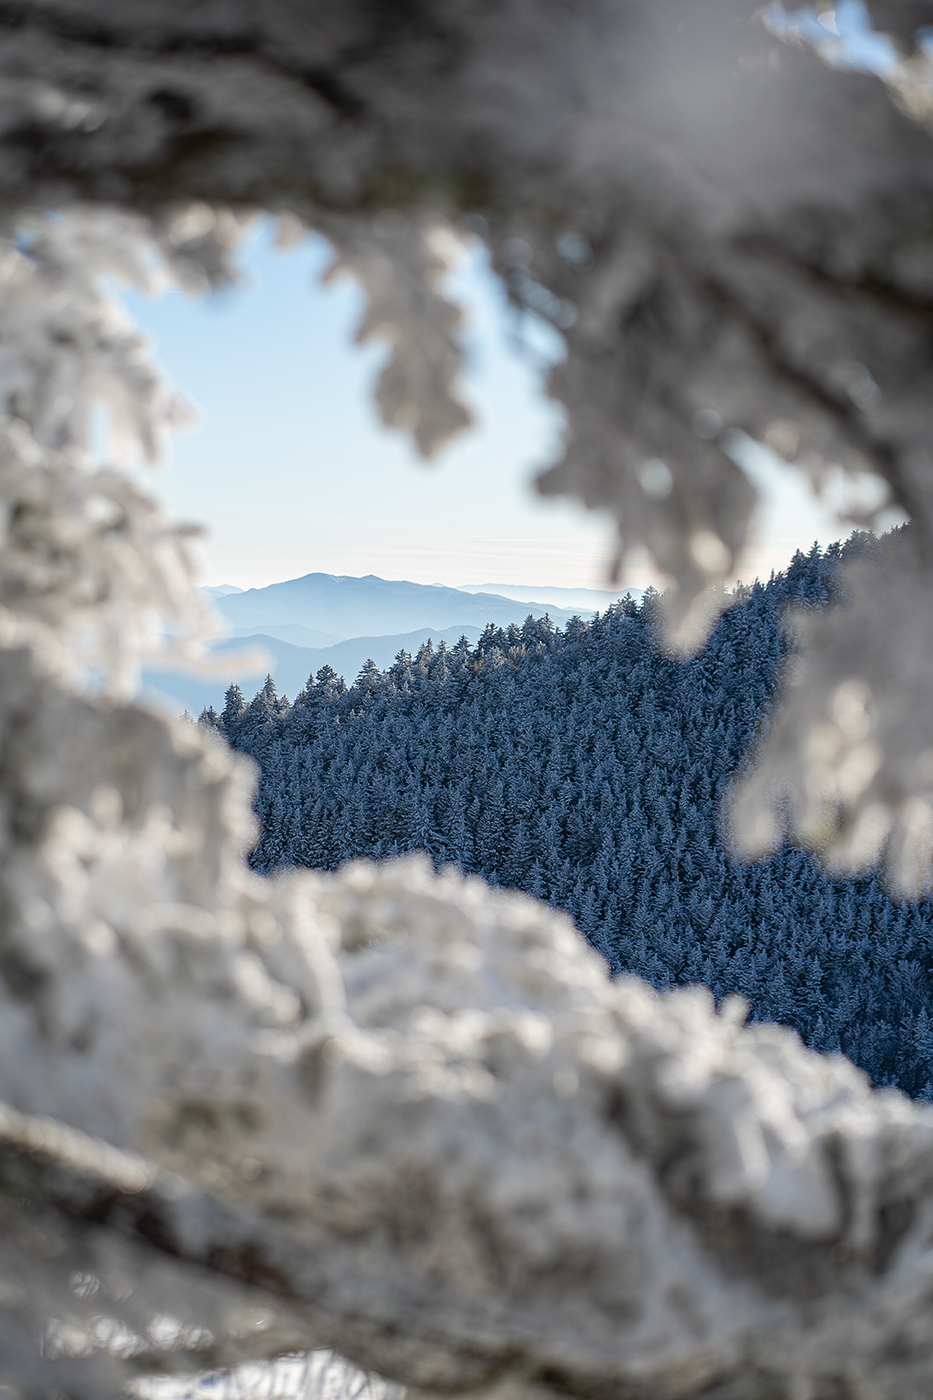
145,571 -> 609,714
211,572 -> 588,639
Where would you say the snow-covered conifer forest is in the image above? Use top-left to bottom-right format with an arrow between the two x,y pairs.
213,536 -> 933,1102
5,2 -> 933,1398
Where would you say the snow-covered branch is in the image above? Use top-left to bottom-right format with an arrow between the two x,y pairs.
6,848 -> 933,1400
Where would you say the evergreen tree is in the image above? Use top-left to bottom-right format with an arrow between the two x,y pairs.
221,682 -> 247,731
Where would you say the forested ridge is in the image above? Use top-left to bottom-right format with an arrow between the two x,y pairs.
205,536 -> 933,1101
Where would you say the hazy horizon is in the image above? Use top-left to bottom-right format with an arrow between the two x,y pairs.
122,219 -> 894,596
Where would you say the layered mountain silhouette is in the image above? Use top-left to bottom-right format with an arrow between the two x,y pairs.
145,572 -> 604,714
212,572 -> 585,640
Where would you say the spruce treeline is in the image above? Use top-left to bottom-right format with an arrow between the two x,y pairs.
203,537 -> 933,1100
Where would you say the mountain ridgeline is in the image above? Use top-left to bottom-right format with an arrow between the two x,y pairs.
146,572 -> 615,716
203,540 -> 933,1100
213,572 -> 591,639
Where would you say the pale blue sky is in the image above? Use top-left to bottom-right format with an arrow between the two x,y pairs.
123,218 -> 869,593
